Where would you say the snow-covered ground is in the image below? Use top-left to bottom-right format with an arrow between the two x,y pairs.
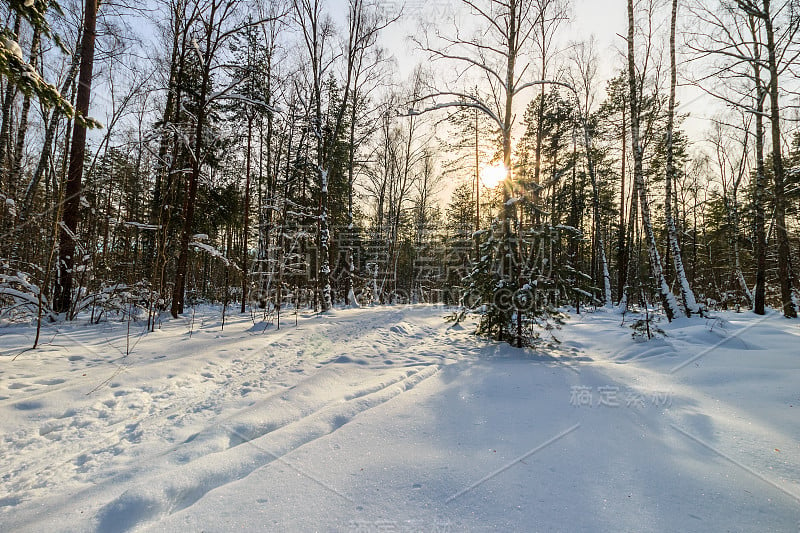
0,305 -> 798,532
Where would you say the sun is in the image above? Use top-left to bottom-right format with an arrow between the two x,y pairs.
480,163 -> 507,189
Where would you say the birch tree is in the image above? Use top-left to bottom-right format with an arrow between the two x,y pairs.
687,0 -> 799,316
664,0 -> 699,316
627,0 -> 680,321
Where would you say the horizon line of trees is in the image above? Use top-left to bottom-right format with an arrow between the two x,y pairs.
1,0 -> 798,346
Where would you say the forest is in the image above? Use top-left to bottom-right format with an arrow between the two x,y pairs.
1,0 -> 799,346
2,1 -> 800,530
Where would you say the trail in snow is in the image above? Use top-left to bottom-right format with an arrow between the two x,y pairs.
0,306 -> 483,531
0,305 -> 798,532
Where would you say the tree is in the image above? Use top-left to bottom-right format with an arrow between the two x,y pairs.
750,13 -> 768,316
517,89 -> 572,226
568,40 -> 612,307
627,0 -> 680,321
529,0 -> 569,215
664,0 -> 699,316
413,0 -> 576,346
749,0 -> 798,318
439,91 -> 496,254
597,72 -> 631,304
0,0 -> 82,122
687,0 -> 799,316
170,0 -> 272,317
293,0 -> 389,311
230,16 -> 272,313
53,0 -> 99,315
340,0 -> 393,305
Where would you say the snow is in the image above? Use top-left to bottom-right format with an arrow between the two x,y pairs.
123,222 -> 161,231
3,38 -> 23,60
347,288 -> 360,308
190,241 -> 238,269
679,273 -> 701,315
0,306 -> 798,531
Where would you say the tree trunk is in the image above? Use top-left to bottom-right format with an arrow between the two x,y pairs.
318,166 -> 331,310
533,82 -> 544,216
54,0 -> 98,315
171,4 -> 216,318
616,107 -> 627,304
751,15 -> 767,315
345,88 -> 359,307
0,15 -> 21,184
762,0 -> 796,318
665,0 -> 699,316
501,0 -> 521,347
627,0 -> 678,321
474,108 -> 480,255
621,170 -> 640,309
241,114 -> 252,313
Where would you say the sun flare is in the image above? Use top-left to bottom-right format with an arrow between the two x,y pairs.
480,163 -> 506,189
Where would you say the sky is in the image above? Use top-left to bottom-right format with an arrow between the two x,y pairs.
336,0 -> 720,205
374,0 -> 717,147
91,0 -> 718,162
81,0 -> 724,196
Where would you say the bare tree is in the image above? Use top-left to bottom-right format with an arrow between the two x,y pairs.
665,0 -> 699,316
747,0 -> 799,318
342,0 -> 393,306
687,0 -> 799,317
412,0 -> 574,345
627,0 -> 680,321
170,0 -> 274,317
54,0 -> 99,315
568,39 -> 612,306
530,0 -> 569,214
708,114 -> 752,305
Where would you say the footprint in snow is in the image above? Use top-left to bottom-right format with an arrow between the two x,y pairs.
389,323 -> 415,335
13,400 -> 43,410
35,378 -> 66,386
